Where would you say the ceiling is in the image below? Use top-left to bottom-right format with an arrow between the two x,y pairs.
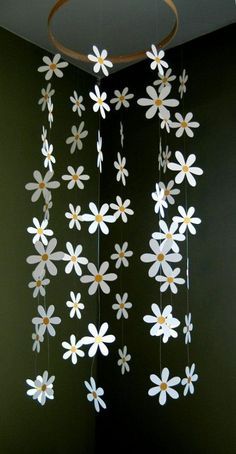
0,0 -> 236,76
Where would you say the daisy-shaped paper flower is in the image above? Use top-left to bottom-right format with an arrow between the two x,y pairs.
114,152 -> 129,186
158,111 -> 173,133
66,291 -> 84,319
151,184 -> 167,217
154,68 -> 176,91
37,53 -> 68,80
38,83 -> 55,111
32,325 -> 44,353
70,91 -> 85,116
171,112 -> 200,138
110,87 -> 134,110
97,130 -> 103,173
41,140 -> 56,172
32,305 -> 61,337
82,322 -> 115,357
28,269 -> 50,298
118,345 -> 131,375
47,97 -> 53,128
146,45 -> 168,75
63,242 -> 88,276
110,196 -> 134,223
158,138 -> 163,170
168,151 -> 203,187
143,304 -> 180,342
80,261 -> 117,295
156,267 -> 185,294
162,145 -> 171,173
120,121 -> 124,148
183,313 -> 193,344
66,122 -> 88,154
112,293 -> 132,320
25,170 -> 60,203
140,239 -> 182,278
173,206 -> 201,235
82,202 -> 115,235
43,192 -> 52,221
89,85 -> 110,119
182,363 -> 198,396
88,46 -> 113,76
26,370 -> 55,406
110,242 -> 133,269
62,334 -> 85,365
41,126 -> 47,145
179,69 -> 188,99
65,204 -> 83,230
84,377 -> 106,413
148,368 -> 180,405
27,238 -> 63,276
159,180 -> 180,206
152,220 -> 185,252
137,85 -> 179,120
27,217 -> 53,245
62,166 -> 90,190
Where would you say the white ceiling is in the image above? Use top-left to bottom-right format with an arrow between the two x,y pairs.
0,0 -> 236,76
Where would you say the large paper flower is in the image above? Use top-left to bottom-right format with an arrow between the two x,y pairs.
146,45 -> 168,74
80,262 -> 117,295
37,53 -> 68,80
26,370 -> 55,406
88,46 -> 113,76
112,293 -> 132,319
84,377 -> 106,413
143,303 -> 180,343
70,91 -> 85,116
182,363 -> 198,396
82,203 -> 115,235
110,196 -> 134,223
66,123 -> 88,153
173,206 -> 201,235
27,217 -> 53,245
89,85 -> 110,119
62,166 -> 90,190
62,335 -> 85,365
168,151 -> 203,187
25,171 -> 60,202
110,87 -> 134,110
62,242 -> 88,276
171,112 -> 200,137
32,305 -> 61,337
141,239 -> 182,277
148,368 -> 180,405
137,85 -> 179,119
82,322 -> 115,357
26,238 -> 63,276
117,346 -> 131,375
110,242 -> 133,268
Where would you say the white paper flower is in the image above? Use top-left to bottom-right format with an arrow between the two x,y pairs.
43,192 -> 53,221
32,305 -> 61,337
146,45 -> 168,75
47,97 -> 53,128
137,85 -> 179,119
26,238 -> 63,276
38,53 -> 68,80
182,363 -> 198,396
82,203 -> 115,235
151,184 -> 168,217
66,122 -> 88,153
158,111 -> 173,133
173,206 -> 201,235
158,180 -> 180,206
89,85 -> 110,119
110,196 -> 134,223
143,303 -> 180,342
27,217 -> 53,245
70,91 -> 85,116
110,87 -> 134,110
88,46 -> 113,76
32,326 -> 44,353
171,112 -> 200,138
183,313 -> 193,344
141,239 -> 182,278
112,293 -> 132,320
62,334 -> 85,364
120,121 -> 124,148
41,140 -> 56,172
26,370 -> 55,406
114,152 -> 129,186
152,220 -> 185,253
118,346 -> 131,375
41,126 -> 47,145
80,261 -> 117,295
66,291 -> 84,319
156,267 -> 185,293
110,242 -> 133,268
63,242 -> 88,276
25,170 -> 60,203
148,368 -> 180,405
162,145 -> 171,173
158,138 -> 163,170
28,269 -> 50,298
168,151 -> 203,187
65,204 -> 83,230
62,166 -> 90,190
38,83 -> 55,111
179,69 -> 188,99
82,322 -> 115,357
84,377 -> 106,413
154,68 -> 176,91
97,130 -> 103,173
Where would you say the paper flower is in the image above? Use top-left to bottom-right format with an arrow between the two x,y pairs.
179,69 -> 188,99
154,68 -> 176,91
156,267 -> 185,293
26,238 -> 63,276
62,334 -> 85,365
183,313 -> 193,344
37,53 -> 68,80
141,239 -> 182,278
82,322 -> 115,357
110,87 -> 134,110
151,184 -> 168,217
168,151 -> 203,187
63,242 -> 88,276
88,46 -> 113,76
25,170 -> 60,202
148,368 -> 180,405
146,45 -> 168,75
97,130 -> 103,173
89,85 -> 110,119
118,346 -> 131,375
120,121 -> 124,148
32,305 -> 61,337
62,166 -> 90,190
70,91 -> 85,116
28,269 -> 50,298
66,291 -> 84,319
158,111 -> 173,133
143,304 -> 180,342
43,192 -> 53,221
82,202 -> 115,235
27,217 -> 53,245
152,220 -> 185,253
38,83 -> 55,111
32,326 -> 44,353
80,261 -> 117,295
65,204 -> 83,230
158,138 -> 163,170
114,152 -> 129,186
41,126 -> 47,145
26,370 -> 55,406
112,293 -> 132,319
110,242 -> 133,268
173,206 -> 201,235
137,85 -> 179,119
47,97 -> 53,128
182,363 -> 198,396
171,112 -> 200,138
41,140 -> 56,172
84,377 -> 106,413
110,196 -> 134,223
66,123 -> 88,153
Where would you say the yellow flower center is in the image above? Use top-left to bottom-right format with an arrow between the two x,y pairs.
95,214 -> 103,223
157,316 -> 166,324
181,121 -> 188,128
166,233 -> 172,239
92,391 -> 97,399
36,334 -> 39,341
162,77 -> 168,84
50,63 -> 57,70
76,100 -> 80,106
155,57 -> 161,63
36,280 -> 42,287
119,205 -> 125,212
70,346 -> 77,353
95,274 -> 103,282
73,303 -> 79,309
187,377 -> 192,383
37,228 -> 43,235
167,277 -> 174,283
160,382 -> 168,391
184,217 -> 191,224
156,253 -> 164,262
43,317 -> 49,325
72,214 -> 78,220
44,94 -> 48,100
155,99 -> 162,106
98,98 -> 103,105
95,336 -> 102,343
42,254 -> 48,261
183,165 -> 189,173
164,189 -> 170,196
72,174 -> 79,181
71,256 -> 77,262
39,182 -> 45,189
47,153 -> 51,160
41,384 -> 47,392
75,134 -> 80,140
98,57 -> 104,64
122,358 -> 126,363
120,303 -> 125,309
119,252 -> 125,258
119,95 -> 125,101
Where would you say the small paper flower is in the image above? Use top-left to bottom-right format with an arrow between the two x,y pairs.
62,166 -> 90,190
97,130 -> 103,172
63,242 -> 88,276
43,192 -> 53,221
114,152 -> 129,186
38,83 -> 55,111
158,180 -> 180,206
117,346 -> 131,375
143,303 -> 180,342
152,220 -> 185,253
89,85 -> 110,119
41,140 -> 56,172
32,326 -> 44,353
112,293 -> 132,319
154,68 -> 176,91
148,368 -> 180,405
110,87 -> 134,110
82,322 -> 115,357
120,121 -> 124,148
70,91 -> 85,116
183,313 -> 193,344
182,363 -> 198,396
88,46 -> 113,76
66,122 -> 88,153
158,138 -> 163,170
151,184 -> 167,217
110,196 -> 134,223
173,206 -> 201,235
28,269 -> 50,298
156,267 -> 185,294
168,151 -> 203,187
171,112 -> 200,138
137,85 -> 179,120
26,238 -> 63,276
32,305 -> 61,337
25,170 -> 60,203
41,126 -> 47,145
66,291 -> 84,319
146,45 -> 168,75
62,334 -> 85,364
47,97 -> 53,128
65,204 -> 83,230
110,242 -> 133,268
179,69 -> 188,99
82,203 -> 115,235
26,370 -> 55,406
140,239 -> 182,278
84,377 -> 106,412
27,217 -> 53,245
158,111 -> 173,133
37,53 -> 68,80
80,261 -> 117,295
